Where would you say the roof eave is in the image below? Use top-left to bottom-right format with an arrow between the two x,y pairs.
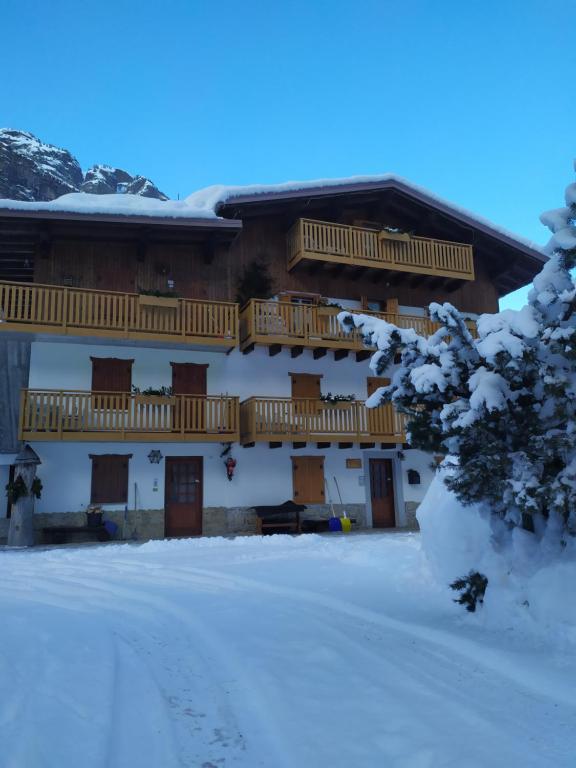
216,179 -> 546,265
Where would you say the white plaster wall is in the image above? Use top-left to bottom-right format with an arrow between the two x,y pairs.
401,449 -> 437,503
29,441 -> 369,515
29,342 -> 384,402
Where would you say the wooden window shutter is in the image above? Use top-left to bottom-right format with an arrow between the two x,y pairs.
291,456 -> 325,504
367,377 -> 390,398
91,358 -> 134,393
89,454 -> 132,504
290,373 -> 322,400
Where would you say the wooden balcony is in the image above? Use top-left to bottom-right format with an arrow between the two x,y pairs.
240,397 -> 404,446
0,281 -> 238,350
287,219 -> 475,281
239,299 -> 443,355
19,390 -> 240,442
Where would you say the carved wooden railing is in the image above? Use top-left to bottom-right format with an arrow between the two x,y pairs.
287,218 -> 474,280
0,281 -> 238,347
240,397 -> 404,444
20,390 -> 239,441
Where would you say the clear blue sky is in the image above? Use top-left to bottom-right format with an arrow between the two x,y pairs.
1,0 -> 574,309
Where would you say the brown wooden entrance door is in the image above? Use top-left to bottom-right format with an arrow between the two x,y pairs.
171,363 -> 208,432
369,458 -> 395,528
165,457 -> 203,537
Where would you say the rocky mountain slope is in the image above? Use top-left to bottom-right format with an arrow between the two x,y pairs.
0,129 -> 167,202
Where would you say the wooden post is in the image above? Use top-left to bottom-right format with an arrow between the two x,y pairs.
7,445 -> 41,547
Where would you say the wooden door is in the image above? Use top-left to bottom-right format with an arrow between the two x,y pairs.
91,357 -> 133,393
367,377 -> 389,435
369,458 -> 395,528
165,457 -> 203,537
291,456 -> 325,504
171,363 -> 208,432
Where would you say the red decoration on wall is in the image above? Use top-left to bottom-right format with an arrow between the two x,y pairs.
225,456 -> 237,481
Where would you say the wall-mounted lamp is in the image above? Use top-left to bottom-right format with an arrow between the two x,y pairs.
148,450 -> 163,464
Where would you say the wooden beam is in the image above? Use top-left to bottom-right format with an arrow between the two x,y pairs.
242,442 -> 255,448
338,442 -> 353,449
350,266 -> 367,281
269,442 -> 282,449
316,442 -> 330,449
333,350 -> 348,361
313,348 -> 327,360
290,346 -> 304,358
356,351 -> 371,363
329,263 -> 346,278
268,344 -> 282,357
360,442 -> 375,449
242,343 -> 255,355
292,441 -> 307,449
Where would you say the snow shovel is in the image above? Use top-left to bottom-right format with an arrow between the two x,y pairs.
325,479 -> 342,532
333,476 -> 352,533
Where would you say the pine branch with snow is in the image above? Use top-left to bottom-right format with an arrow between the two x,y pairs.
339,162 -> 576,542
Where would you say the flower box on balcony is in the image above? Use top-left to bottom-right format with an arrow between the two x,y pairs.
378,231 -> 411,243
138,295 -> 179,309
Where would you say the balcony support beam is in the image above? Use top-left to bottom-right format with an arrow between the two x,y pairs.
356,351 -> 372,363
313,348 -> 327,360
242,343 -> 255,355
292,442 -> 307,449
333,350 -> 348,362
290,346 -> 303,358
269,442 -> 282,449
268,344 -> 282,357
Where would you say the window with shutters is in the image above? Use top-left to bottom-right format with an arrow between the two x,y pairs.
290,372 -> 322,417
291,456 -> 325,504
89,454 -> 132,504
90,357 -> 134,393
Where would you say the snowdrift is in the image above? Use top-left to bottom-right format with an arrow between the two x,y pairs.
417,471 -> 576,643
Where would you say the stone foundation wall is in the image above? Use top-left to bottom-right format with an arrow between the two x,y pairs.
404,502 -> 420,530
0,502 -> 371,546
202,503 -> 368,537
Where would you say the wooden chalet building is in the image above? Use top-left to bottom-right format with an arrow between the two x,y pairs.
0,177 -> 545,542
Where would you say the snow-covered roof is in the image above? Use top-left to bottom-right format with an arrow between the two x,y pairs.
0,192 -> 222,222
0,174 -> 547,259
185,174 -> 546,259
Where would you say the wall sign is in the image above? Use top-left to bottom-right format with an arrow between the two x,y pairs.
346,458 -> 362,469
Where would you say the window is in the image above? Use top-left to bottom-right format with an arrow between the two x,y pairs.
91,357 -> 134,393
89,454 -> 132,504
290,372 -> 322,399
291,456 -> 325,504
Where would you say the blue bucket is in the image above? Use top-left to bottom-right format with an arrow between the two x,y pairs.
328,517 -> 342,532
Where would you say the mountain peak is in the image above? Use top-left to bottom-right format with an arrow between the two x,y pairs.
0,129 -> 167,202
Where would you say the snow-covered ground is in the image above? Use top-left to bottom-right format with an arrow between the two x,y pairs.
1,533 -> 574,768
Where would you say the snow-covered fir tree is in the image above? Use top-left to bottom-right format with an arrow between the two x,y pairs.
339,162 -> 576,540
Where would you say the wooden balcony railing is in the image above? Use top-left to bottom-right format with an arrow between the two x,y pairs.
240,397 -> 404,445
19,390 -> 240,442
287,219 -> 475,280
0,281 -> 238,348
239,300 -> 443,352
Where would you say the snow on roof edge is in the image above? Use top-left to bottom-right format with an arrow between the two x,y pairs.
0,192 -> 222,221
185,174 -> 546,257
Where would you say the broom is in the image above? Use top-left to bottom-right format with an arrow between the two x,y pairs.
333,476 -> 352,533
325,478 -> 342,532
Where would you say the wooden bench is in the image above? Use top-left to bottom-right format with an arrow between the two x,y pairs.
252,501 -> 307,535
41,525 -> 111,545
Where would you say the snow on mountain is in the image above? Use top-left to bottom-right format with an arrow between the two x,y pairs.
0,129 -> 167,202
0,128 -> 83,201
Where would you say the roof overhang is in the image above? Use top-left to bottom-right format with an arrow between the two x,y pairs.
216,178 -> 546,296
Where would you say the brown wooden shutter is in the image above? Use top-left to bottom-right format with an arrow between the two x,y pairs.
291,456 -> 325,503
90,454 -> 132,504
91,358 -> 134,393
170,363 -> 208,395
290,372 -> 322,400
367,377 -> 390,397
